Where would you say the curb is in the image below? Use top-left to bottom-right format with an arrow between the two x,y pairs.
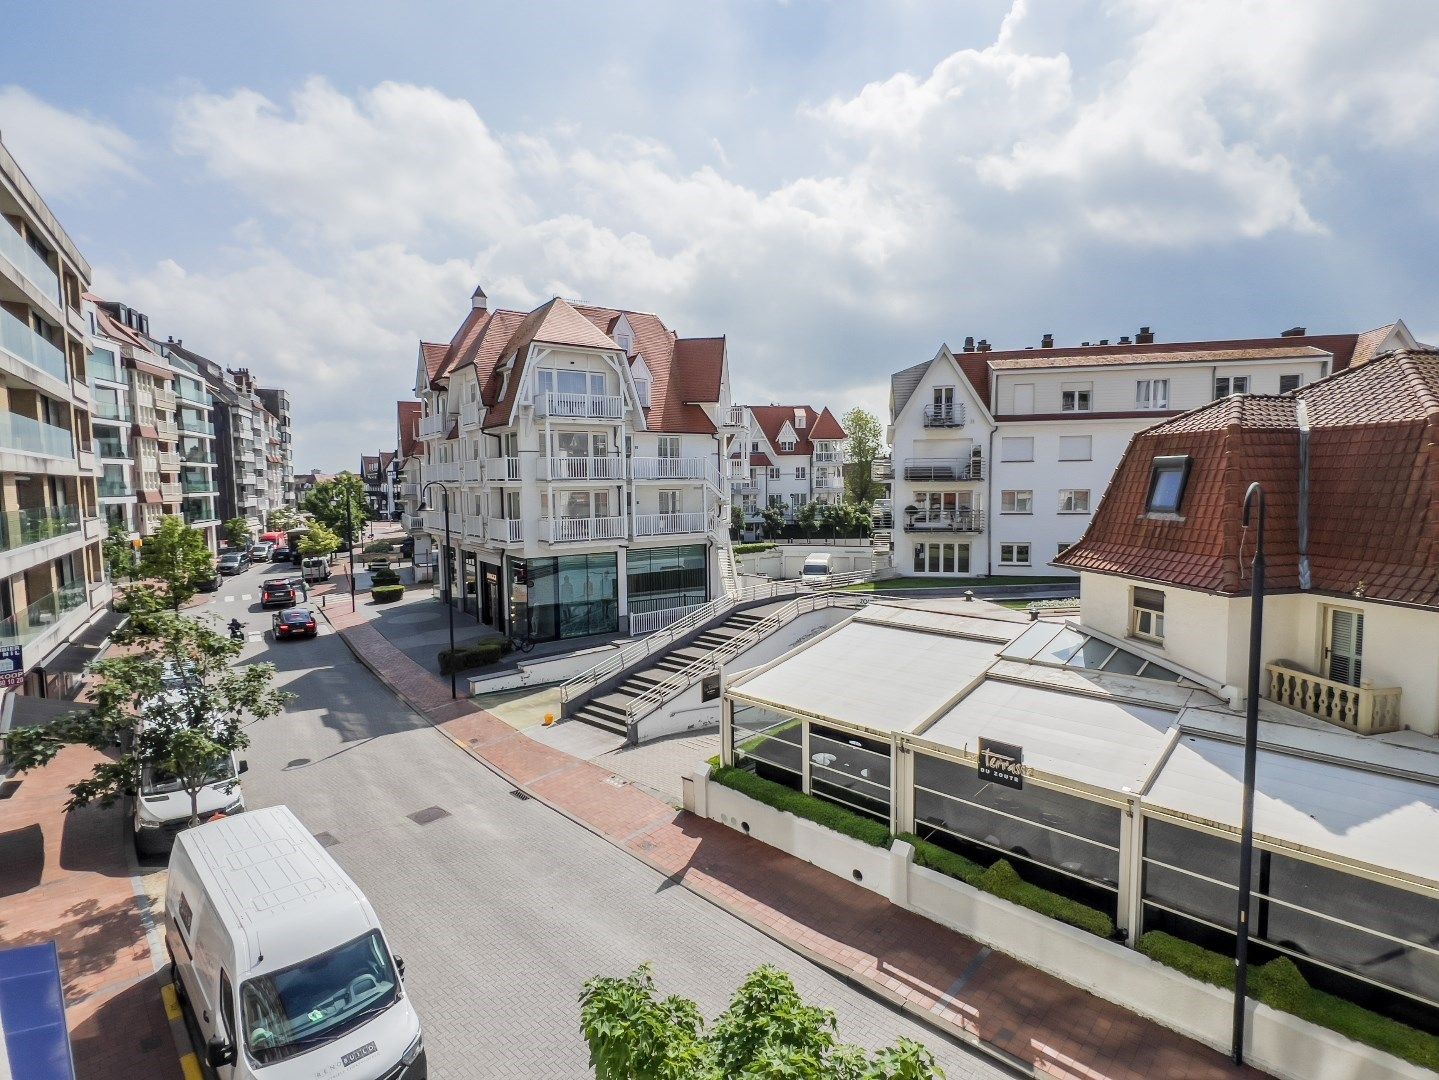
320,606 -> 1032,1077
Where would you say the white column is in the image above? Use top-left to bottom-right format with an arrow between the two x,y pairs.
719,696 -> 735,767
1120,796 -> 1145,946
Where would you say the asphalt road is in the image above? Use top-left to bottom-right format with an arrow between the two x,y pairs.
195,565 -> 1014,1080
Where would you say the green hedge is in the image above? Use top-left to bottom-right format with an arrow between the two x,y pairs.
438,639 -> 513,675
363,540 -> 395,554
711,765 -> 891,848
371,584 -> 405,604
370,568 -> 401,586
733,542 -> 777,554
1138,933 -> 1439,1069
898,832 -> 984,886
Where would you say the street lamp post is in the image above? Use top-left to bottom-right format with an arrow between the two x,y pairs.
419,482 -> 457,699
1232,481 -> 1265,1065
344,492 -> 357,614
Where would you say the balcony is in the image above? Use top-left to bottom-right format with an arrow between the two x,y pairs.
153,387 -> 178,410
871,499 -> 893,527
0,582 -> 89,649
462,458 -> 484,483
183,448 -> 217,465
423,461 -> 462,484
158,449 -> 181,470
0,306 -> 68,384
182,478 -> 218,494
540,456 -> 624,481
903,509 -> 985,534
418,412 -> 449,440
813,451 -> 843,464
546,515 -> 626,542
177,384 -> 212,407
633,512 -> 706,537
95,441 -> 130,461
155,418 -> 178,441
1266,662 -> 1402,735
0,504 -> 81,553
923,403 -> 964,427
0,411 -> 73,459
725,405 -> 745,428
488,518 -> 524,544
460,399 -> 482,428
814,474 -> 845,492
133,388 -> 156,409
535,391 -> 624,420
177,416 -> 214,436
99,479 -> 134,498
903,457 -> 984,483
871,457 -> 895,482
733,479 -> 761,495
0,220 -> 62,306
91,399 -> 131,424
160,481 -> 182,502
631,457 -> 715,483
495,457 -> 521,481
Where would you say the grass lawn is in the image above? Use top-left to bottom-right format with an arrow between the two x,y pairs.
843,575 -> 1078,592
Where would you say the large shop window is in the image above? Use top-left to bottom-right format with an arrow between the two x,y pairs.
509,554 -> 618,641
1141,817 -> 1439,1032
913,751 -> 1122,917
808,725 -> 890,821
732,703 -> 803,788
627,544 -> 707,614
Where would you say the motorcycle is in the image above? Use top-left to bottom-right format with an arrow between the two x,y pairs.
228,621 -> 245,642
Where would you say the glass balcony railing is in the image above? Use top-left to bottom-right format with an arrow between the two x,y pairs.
177,416 -> 215,436
99,478 -> 134,498
182,448 -> 217,465
0,582 -> 89,648
0,221 -> 62,306
0,504 -> 81,552
91,399 -> 132,423
95,442 -> 130,460
181,478 -> 217,494
182,501 -> 217,526
0,411 -> 74,458
87,348 -> 121,383
178,384 -> 213,407
0,306 -> 68,384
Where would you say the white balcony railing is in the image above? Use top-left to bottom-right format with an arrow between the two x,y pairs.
546,515 -> 626,542
424,461 -> 462,483
540,456 -> 625,481
488,518 -> 523,544
535,391 -> 624,420
495,457 -> 521,481
418,412 -> 448,440
1266,662 -> 1402,735
814,474 -> 845,491
631,457 -> 715,483
813,451 -> 843,464
725,405 -> 745,427
460,400 -> 482,428
462,459 -> 484,483
923,403 -> 964,427
633,512 -> 706,537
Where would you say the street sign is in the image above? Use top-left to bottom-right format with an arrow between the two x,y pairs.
977,738 -> 1024,790
701,673 -> 721,701
0,645 -> 24,688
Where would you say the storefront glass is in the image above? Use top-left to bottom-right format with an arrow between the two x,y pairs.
732,702 -> 803,787
508,554 -> 618,642
627,544 -> 707,615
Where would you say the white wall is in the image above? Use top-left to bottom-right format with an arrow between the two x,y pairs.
735,545 -> 875,580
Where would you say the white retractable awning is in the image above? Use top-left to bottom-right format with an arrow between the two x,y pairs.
1145,734 -> 1439,887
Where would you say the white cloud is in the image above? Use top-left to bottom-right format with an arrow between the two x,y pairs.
0,86 -> 138,199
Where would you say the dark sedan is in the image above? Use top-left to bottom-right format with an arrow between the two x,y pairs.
273,608 -> 318,639
260,578 -> 300,608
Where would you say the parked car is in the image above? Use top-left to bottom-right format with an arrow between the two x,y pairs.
165,807 -> 425,1079
250,541 -> 275,562
271,545 -> 293,564
218,551 -> 250,575
273,608 -> 318,639
301,556 -> 331,583
196,569 -> 222,593
260,577 -> 300,608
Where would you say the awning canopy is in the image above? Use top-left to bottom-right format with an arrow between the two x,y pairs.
0,942 -> 76,1080
37,608 -> 127,675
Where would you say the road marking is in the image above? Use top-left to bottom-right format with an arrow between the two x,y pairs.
223,596 -> 233,602
161,982 -> 182,1021
180,1052 -> 203,1080
248,633 -> 263,642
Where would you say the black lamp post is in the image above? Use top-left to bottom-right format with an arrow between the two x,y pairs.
344,491 -> 356,614
418,481 -> 456,699
1232,481 -> 1265,1065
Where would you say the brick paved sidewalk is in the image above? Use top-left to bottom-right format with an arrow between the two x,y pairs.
322,604 -> 1265,1080
0,744 -> 182,1080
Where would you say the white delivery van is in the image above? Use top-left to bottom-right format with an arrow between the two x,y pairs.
165,806 -> 425,1079
132,749 -> 246,856
799,552 -> 834,586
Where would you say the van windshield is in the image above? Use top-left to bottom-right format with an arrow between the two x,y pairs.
141,757 -> 233,796
802,563 -> 828,576
240,931 -> 399,1066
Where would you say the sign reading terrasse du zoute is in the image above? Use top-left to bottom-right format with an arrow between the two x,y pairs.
977,738 -> 1024,790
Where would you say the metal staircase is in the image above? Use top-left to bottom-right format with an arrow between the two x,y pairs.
870,498 -> 893,558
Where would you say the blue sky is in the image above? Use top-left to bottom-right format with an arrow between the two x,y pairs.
4,0 -> 1439,471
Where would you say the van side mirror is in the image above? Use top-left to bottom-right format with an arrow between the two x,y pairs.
395,955 -> 406,980
238,760 -> 249,774
206,1037 -> 236,1068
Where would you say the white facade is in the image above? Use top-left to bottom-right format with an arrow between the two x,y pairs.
731,404 -> 848,524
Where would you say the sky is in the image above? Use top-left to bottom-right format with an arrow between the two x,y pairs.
3,0 -> 1439,473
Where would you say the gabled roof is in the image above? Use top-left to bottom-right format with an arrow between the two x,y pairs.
1057,348 -> 1439,607
809,407 -> 847,440
891,347 -> 989,423
420,342 -> 449,381
749,405 -> 825,457
396,401 -> 422,461
750,452 -> 773,468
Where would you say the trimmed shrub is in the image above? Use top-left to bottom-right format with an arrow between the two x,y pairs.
711,765 -> 891,848
1138,933 -> 1439,1069
370,568 -> 401,586
363,540 -> 395,554
437,639 -> 513,676
977,859 -> 1116,938
897,832 -> 984,887
733,542 -> 778,554
371,584 -> 405,604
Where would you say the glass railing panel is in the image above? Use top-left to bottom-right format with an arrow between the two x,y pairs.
0,581 -> 89,648
0,411 -> 74,458
0,307 -> 68,383
0,504 -> 81,551
0,221 -> 61,305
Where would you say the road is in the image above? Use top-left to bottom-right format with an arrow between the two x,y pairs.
196,566 -> 1013,1079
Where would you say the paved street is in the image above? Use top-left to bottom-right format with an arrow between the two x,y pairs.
203,567 -> 1013,1079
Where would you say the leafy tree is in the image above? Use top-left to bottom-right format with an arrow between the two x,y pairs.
796,500 -> 819,538
223,517 -> 252,550
841,407 -> 887,505
139,516 -> 215,610
266,506 -> 305,533
580,964 -> 942,1080
298,521 -> 341,559
303,474 -> 367,545
2,612 -> 292,829
103,522 -> 136,582
730,504 -> 744,536
760,505 -> 786,540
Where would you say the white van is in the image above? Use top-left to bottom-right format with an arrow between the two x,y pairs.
132,749 -> 246,856
166,806 -> 426,1079
800,552 -> 834,586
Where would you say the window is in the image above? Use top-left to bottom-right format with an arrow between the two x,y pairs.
1279,374 -> 1303,394
1058,541 -> 1072,556
1325,608 -> 1364,686
1001,489 -> 1033,514
656,435 -> 680,459
1136,378 -> 1170,409
794,410 -> 806,429
1146,454 -> 1192,514
1001,437 -> 1034,462
794,466 -> 807,480
915,542 -> 969,574
1058,435 -> 1092,461
999,543 -> 1030,565
1061,383 -> 1092,412
768,467 -> 781,480
658,489 -> 680,514
1131,587 -> 1165,642
1058,489 -> 1090,513
1214,375 -> 1249,398
635,377 -> 651,407
780,440 -> 796,453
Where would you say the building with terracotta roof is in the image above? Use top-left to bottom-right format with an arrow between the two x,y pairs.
727,404 -> 848,526
405,288 -> 741,642
878,323 -> 1419,579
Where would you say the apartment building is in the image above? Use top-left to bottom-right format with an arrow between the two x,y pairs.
728,404 -> 848,523
0,137 -> 111,698
409,288 -> 739,641
360,452 -> 396,517
879,323 -> 1418,577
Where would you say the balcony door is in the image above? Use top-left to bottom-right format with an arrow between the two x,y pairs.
932,386 -> 955,424
1324,608 -> 1364,686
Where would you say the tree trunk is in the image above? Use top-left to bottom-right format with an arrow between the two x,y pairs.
188,787 -> 200,829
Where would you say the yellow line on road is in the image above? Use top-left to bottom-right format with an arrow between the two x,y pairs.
161,982 -> 182,1021
180,1052 -> 203,1080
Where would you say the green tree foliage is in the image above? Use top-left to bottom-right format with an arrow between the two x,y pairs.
730,504 -> 744,535
580,964 -> 941,1080
841,407 -> 887,505
266,506 -> 305,533
2,613 -> 293,828
795,500 -> 820,538
139,516 -> 215,610
223,517 -> 252,550
103,522 -> 136,582
760,505 -> 786,540
297,521 -> 342,558
302,474 -> 367,545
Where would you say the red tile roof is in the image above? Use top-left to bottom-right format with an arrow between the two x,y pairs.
396,401 -> 421,461
749,405 -> 833,457
750,452 -> 773,468
1057,348 -> 1439,607
420,342 -> 449,382
809,407 -> 847,440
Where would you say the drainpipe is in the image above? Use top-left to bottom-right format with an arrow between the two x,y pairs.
1296,400 -> 1311,590
986,425 -> 997,576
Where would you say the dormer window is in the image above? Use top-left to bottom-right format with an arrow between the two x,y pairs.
616,330 -> 633,353
1146,455 -> 1191,514
780,440 -> 796,453
635,377 -> 651,407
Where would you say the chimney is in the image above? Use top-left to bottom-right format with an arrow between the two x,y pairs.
1136,326 -> 1155,344
962,336 -> 975,353
1041,333 -> 1054,348
1081,341 -> 1091,347
471,284 -> 488,311
1098,339 -> 1110,346
1119,335 -> 1132,345
977,339 -> 991,353
1280,326 -> 1307,337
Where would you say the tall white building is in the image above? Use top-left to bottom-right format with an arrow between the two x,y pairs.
728,404 -> 848,524
880,324 -> 1418,577
409,289 -> 740,641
